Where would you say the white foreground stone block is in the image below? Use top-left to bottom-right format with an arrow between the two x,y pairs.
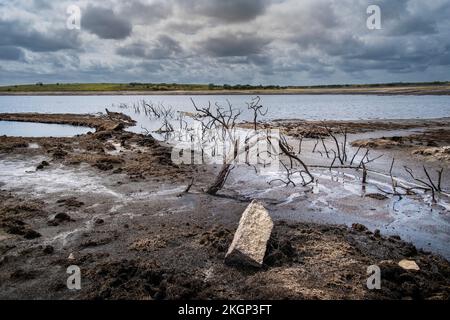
225,200 -> 274,267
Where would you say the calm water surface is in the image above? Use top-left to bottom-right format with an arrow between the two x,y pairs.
1,95 -> 449,136
0,121 -> 93,137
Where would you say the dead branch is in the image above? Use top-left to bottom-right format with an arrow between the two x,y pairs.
277,135 -> 314,185
321,137 -> 330,158
362,163 -> 368,184
404,166 -> 436,202
247,96 -> 268,131
269,161 -> 296,187
297,136 -> 304,154
323,125 -> 343,165
177,177 -> 195,197
437,168 -> 444,192
350,145 -> 362,166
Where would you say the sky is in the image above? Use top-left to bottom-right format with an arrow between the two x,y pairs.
0,0 -> 449,85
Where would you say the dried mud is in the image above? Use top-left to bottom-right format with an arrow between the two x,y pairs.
0,113 -> 449,300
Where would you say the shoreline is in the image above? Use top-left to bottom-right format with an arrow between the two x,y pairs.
1,86 -> 450,96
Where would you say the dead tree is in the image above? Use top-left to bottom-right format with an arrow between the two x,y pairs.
297,135 -> 304,154
277,135 -> 314,185
323,125 -> 344,165
190,99 -> 243,195
389,158 -> 398,194
404,166 -> 445,202
247,96 -> 268,130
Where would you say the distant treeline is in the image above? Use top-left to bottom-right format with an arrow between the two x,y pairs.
0,81 -> 449,92
297,81 -> 450,89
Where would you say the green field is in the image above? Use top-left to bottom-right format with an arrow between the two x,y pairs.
0,81 -> 449,94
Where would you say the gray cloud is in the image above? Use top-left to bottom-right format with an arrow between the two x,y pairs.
82,5 -> 132,40
117,35 -> 183,60
119,1 -> 172,24
0,0 -> 449,85
0,46 -> 25,61
0,19 -> 79,52
200,33 -> 270,57
177,0 -> 269,22
388,16 -> 437,36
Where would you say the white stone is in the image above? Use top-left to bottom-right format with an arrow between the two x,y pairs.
225,200 -> 274,267
398,259 -> 420,271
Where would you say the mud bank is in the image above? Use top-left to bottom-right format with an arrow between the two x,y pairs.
0,112 -> 135,132
0,113 -> 449,300
351,127 -> 450,162
1,188 -> 449,300
244,118 -> 450,137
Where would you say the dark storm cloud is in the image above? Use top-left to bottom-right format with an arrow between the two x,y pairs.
284,0 -> 450,78
177,0 -> 269,22
82,6 -> 132,40
0,46 -> 25,61
1,0 -> 449,85
373,0 -> 449,36
119,1 -> 172,24
0,19 -> 79,52
338,36 -> 450,74
200,33 -> 270,57
388,16 -> 437,36
117,35 -> 183,60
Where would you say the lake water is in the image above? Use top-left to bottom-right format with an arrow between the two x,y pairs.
0,121 -> 93,137
0,94 -> 450,136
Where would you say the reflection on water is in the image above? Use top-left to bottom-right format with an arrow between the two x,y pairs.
1,94 -> 450,120
0,121 -> 93,137
1,94 -> 450,137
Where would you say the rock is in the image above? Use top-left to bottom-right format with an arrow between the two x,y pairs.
402,243 -> 418,257
23,229 -> 41,240
225,201 -> 274,268
112,168 -> 123,174
36,161 -> 50,170
68,253 -> 75,261
94,162 -> 114,171
398,259 -> 420,271
112,123 -> 125,131
48,212 -> 73,226
43,245 -> 54,254
57,197 -> 84,208
351,223 -> 368,232
51,148 -> 68,159
366,193 -> 388,201
54,212 -> 72,221
374,229 -> 381,238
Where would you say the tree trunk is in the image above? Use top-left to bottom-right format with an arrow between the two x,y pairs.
206,164 -> 232,195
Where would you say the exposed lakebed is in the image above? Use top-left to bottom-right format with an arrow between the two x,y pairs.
0,97 -> 449,299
